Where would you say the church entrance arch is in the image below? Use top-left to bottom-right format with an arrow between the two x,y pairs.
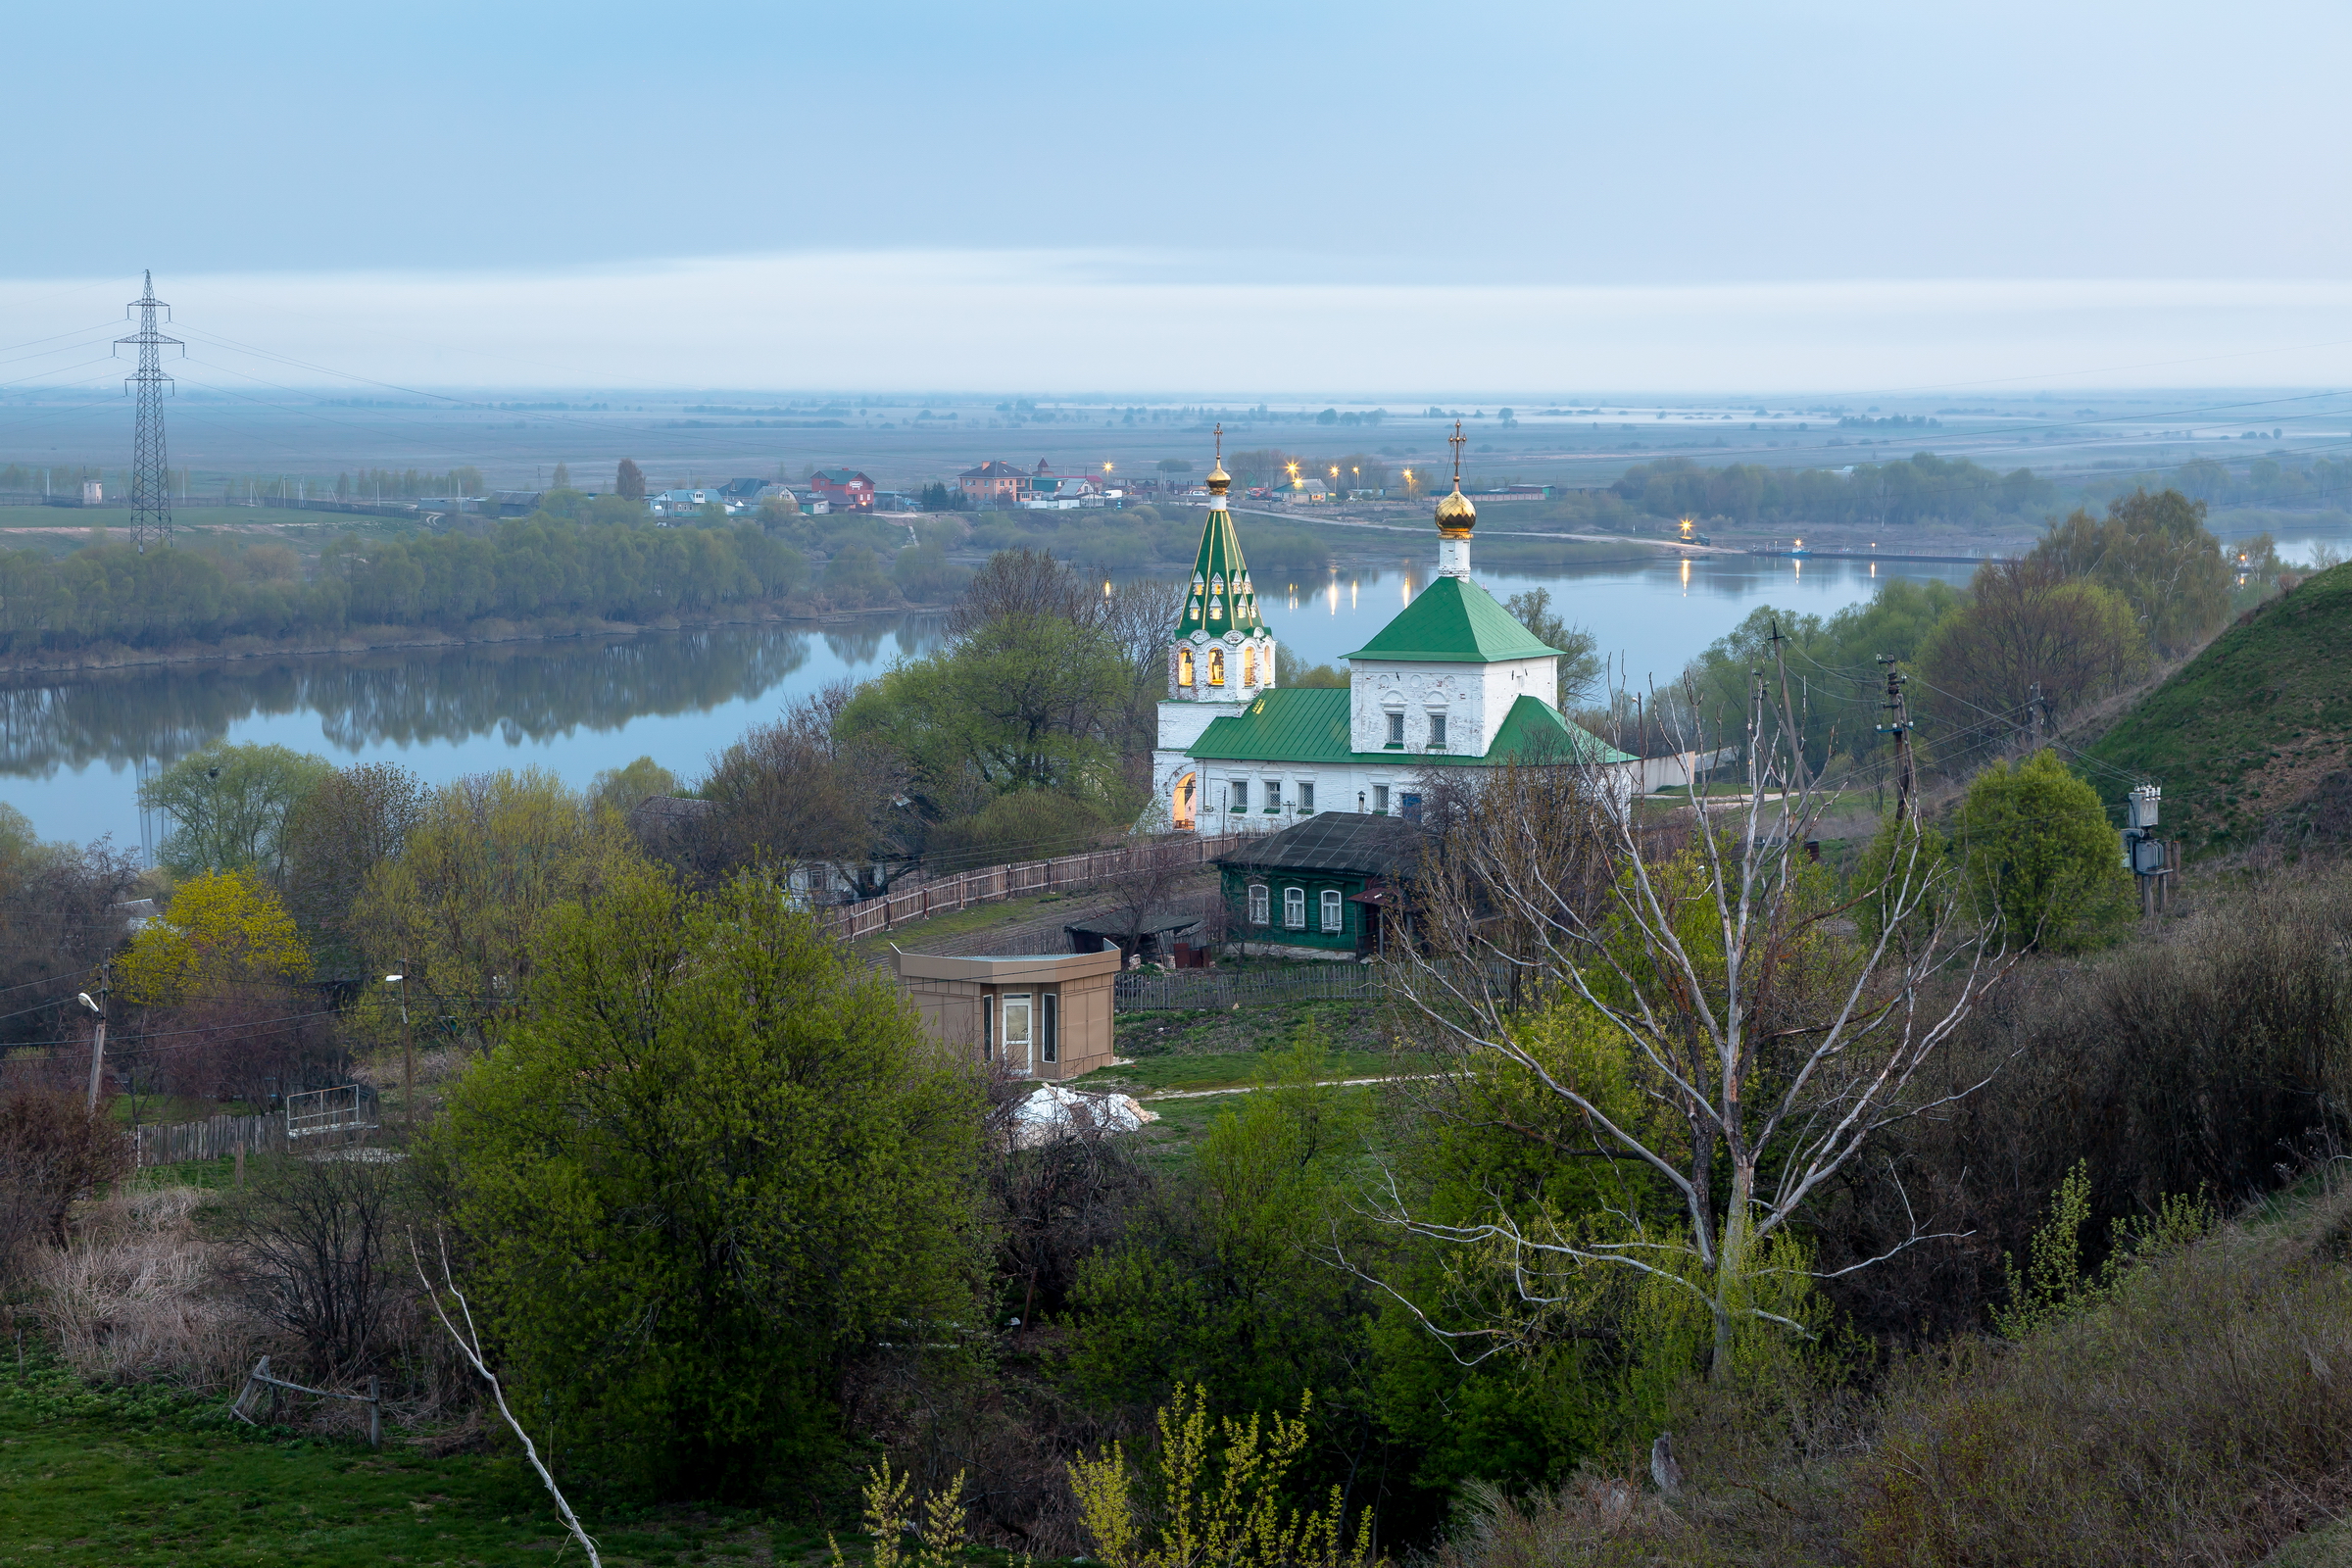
1172,770 -> 1198,831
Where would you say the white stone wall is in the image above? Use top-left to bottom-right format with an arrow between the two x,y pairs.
1347,656 -> 1555,756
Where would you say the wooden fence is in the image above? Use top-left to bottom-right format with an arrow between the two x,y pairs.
825,831 -> 1252,943
1113,963 -> 1383,1013
134,1111 -> 287,1168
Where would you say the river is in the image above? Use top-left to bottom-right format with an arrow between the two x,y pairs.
0,550 -> 1981,851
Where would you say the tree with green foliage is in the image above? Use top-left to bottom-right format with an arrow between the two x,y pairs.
431,865 -> 986,1496
588,756 -> 678,817
1952,749 -> 2132,952
138,741 -> 334,881
1504,587 -> 1602,710
2030,487 -> 2230,656
352,768 -> 644,1043
1917,560 -> 2147,739
117,869 -> 311,1005
281,762 -> 426,975
614,459 -> 645,501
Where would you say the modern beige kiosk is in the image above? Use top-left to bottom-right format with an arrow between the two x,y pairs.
893,949 -> 1121,1081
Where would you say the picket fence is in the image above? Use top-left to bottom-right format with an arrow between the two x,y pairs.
133,1111 -> 287,1168
824,831 -> 1253,943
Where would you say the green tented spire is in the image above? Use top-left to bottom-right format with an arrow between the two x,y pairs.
1174,504 -> 1262,638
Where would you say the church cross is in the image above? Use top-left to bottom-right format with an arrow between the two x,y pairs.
1448,420 -> 1466,486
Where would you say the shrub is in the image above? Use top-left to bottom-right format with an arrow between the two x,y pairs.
1952,749 -> 2132,952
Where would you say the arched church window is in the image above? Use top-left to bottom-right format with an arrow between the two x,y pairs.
1208,649 -> 1225,685
1178,648 -> 1194,687
1241,648 -> 1255,686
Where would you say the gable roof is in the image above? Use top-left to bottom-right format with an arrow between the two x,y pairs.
1345,574 -> 1563,663
1186,687 -> 1635,767
959,460 -> 1026,479
1217,811 -> 1434,877
811,467 -> 871,485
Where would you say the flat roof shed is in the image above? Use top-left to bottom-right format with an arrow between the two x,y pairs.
894,949 -> 1121,1082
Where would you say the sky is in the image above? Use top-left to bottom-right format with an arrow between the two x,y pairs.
4,0 -> 2348,393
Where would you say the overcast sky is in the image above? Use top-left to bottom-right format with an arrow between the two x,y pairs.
6,0 -> 2347,392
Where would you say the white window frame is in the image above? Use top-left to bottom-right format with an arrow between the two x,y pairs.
1427,711 -> 1448,749
1373,784 -> 1390,813
1298,780 -> 1315,812
1265,779 -> 1281,810
1320,889 -> 1343,933
1002,992 -> 1034,1069
1385,710 -> 1405,746
1248,882 -> 1271,925
1230,779 -> 1249,811
1284,886 -> 1306,929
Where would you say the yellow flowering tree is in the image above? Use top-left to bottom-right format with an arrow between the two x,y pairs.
117,869 -> 311,1005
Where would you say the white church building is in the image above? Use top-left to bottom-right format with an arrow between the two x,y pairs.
1151,428 -> 1642,834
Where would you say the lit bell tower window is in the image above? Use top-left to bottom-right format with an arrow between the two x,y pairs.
1242,648 -> 1256,686
1178,648 -> 1194,687
1208,649 -> 1225,686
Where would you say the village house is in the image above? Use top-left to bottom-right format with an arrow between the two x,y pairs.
957,460 -> 1029,506
808,467 -> 876,512
1216,812 -> 1432,960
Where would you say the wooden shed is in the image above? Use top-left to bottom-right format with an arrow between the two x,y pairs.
893,949 -> 1121,1081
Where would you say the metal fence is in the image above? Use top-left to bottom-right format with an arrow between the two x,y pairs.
1113,963 -> 1383,1013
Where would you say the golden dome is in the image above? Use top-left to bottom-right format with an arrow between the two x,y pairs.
1205,460 -> 1231,495
1435,482 -> 1477,537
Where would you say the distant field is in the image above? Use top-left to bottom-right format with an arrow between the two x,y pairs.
0,507 -> 389,537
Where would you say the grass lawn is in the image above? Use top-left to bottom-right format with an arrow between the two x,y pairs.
847,889 -> 1091,965
0,1359 -> 830,1567
1071,1046 -> 1432,1097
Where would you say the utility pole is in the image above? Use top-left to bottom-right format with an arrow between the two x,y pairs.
2125,783 -> 2168,919
79,966 -> 110,1109
386,969 -> 414,1138
1876,656 -> 1914,822
115,272 -> 182,555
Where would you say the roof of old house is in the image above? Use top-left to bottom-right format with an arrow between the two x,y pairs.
1345,574 -> 1563,663
1063,906 -> 1203,938
1217,811 -> 1434,877
1186,687 -> 1635,766
811,467 -> 872,485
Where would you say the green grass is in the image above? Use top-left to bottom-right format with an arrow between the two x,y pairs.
2086,561 -> 2352,853
847,889 -> 1083,964
1072,1046 -> 1432,1096
0,1357 -> 827,1566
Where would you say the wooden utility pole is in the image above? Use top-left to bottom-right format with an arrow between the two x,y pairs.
388,968 -> 415,1139
1876,656 -> 1914,822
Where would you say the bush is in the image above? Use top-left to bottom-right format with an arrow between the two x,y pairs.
0,1088 -> 127,1281
1951,749 -> 2132,952
924,790 -> 1118,874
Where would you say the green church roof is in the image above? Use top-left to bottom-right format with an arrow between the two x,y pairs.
1186,687 -> 1635,767
1344,575 -> 1562,663
1174,503 -> 1265,639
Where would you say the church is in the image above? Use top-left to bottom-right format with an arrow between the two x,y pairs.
1150,426 -> 1641,834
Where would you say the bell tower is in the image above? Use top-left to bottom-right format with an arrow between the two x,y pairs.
1165,423 -> 1278,702
1152,424 -> 1279,830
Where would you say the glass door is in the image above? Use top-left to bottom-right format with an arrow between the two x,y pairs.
1001,992 -> 1034,1073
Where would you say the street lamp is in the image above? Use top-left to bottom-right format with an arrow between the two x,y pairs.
385,971 -> 413,1138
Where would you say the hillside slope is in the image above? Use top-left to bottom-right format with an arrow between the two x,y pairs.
2086,561 -> 2352,855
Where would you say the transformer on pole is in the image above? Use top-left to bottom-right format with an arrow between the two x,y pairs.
115,270 -> 182,554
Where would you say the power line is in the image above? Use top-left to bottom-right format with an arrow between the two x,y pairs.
114,272 -> 181,553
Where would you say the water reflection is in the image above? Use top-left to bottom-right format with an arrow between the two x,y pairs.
0,614 -> 947,780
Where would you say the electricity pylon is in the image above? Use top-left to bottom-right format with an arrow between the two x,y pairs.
115,271 -> 182,553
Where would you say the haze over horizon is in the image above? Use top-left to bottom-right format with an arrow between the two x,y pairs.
5,1 -> 2347,392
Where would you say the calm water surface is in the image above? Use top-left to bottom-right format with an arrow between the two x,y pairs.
0,552 -> 1984,850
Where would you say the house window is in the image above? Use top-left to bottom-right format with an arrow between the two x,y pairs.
1298,781 -> 1314,812
1208,648 -> 1225,685
1373,785 -> 1390,813
1284,887 -> 1306,928
1248,883 -> 1270,925
1265,780 -> 1281,810
1002,993 -> 1033,1066
1320,889 -> 1343,932
1230,779 -> 1249,811
1178,648 -> 1194,687
1385,711 -> 1405,746
981,995 -> 994,1060
1428,712 -> 1447,748
1043,992 -> 1059,1064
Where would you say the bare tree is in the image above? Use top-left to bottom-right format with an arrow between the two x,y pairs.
698,680 -> 916,895
1367,657 -> 2013,1374
237,1152 -> 405,1381
948,549 -> 1103,640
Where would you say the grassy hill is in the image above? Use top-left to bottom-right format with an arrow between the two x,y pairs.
2085,561 -> 2352,856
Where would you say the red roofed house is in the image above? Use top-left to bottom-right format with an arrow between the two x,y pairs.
809,467 -> 876,512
